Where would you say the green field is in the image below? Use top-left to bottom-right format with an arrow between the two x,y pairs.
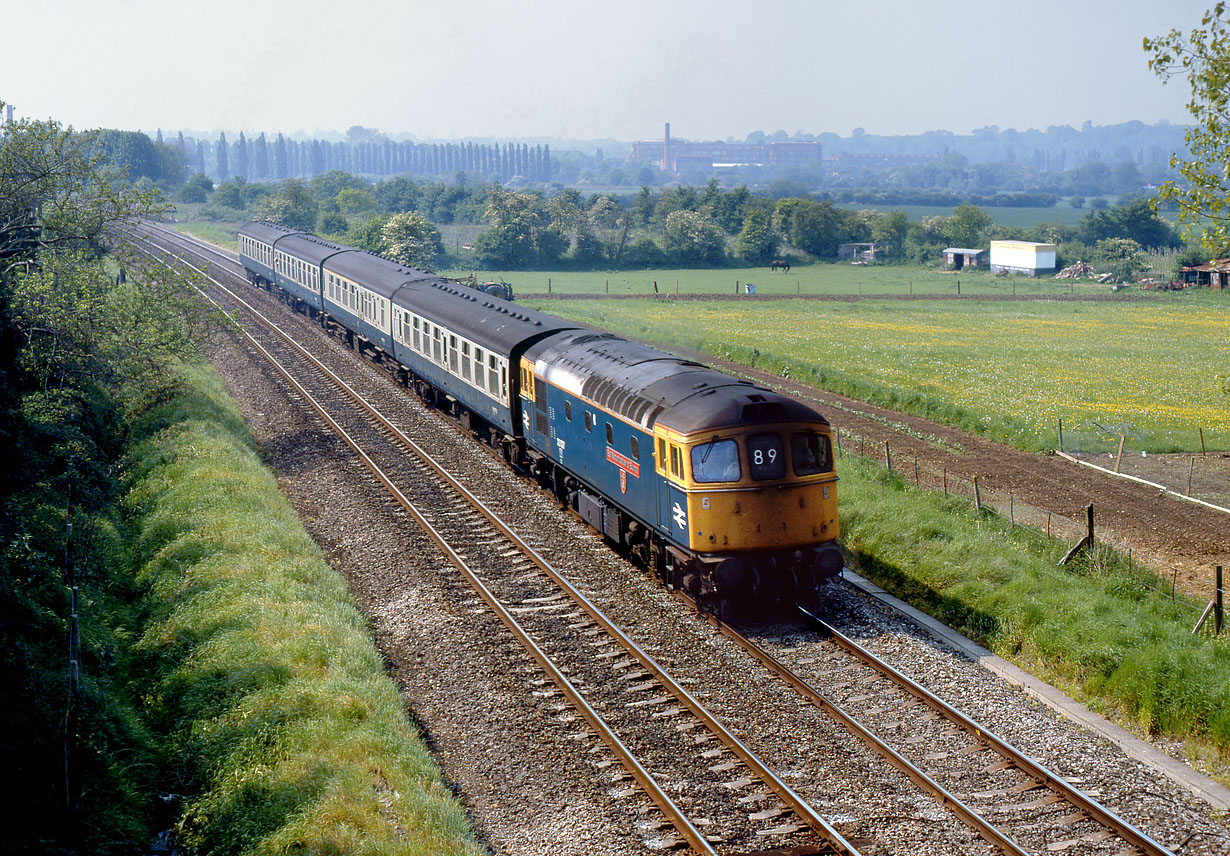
519,292 -> 1229,454
441,263 -> 1133,299
834,202 -> 1089,229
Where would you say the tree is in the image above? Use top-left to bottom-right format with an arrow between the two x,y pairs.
1146,4 -> 1230,251
942,203 -> 993,248
255,179 -> 318,231
775,199 -> 865,259
1078,198 -> 1183,248
474,187 -> 548,267
1094,237 -> 1148,282
735,209 -> 779,263
335,187 -> 377,215
662,209 -> 725,265
215,132 -> 229,179
381,212 -> 444,270
177,171 -> 213,203
870,209 -> 910,261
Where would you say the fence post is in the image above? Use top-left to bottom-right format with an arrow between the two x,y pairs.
605,279 -> 609,294
1114,433 -> 1126,473
548,277 -> 551,293
943,469 -> 948,496
973,475 -> 981,511
1188,457 -> 1195,496
1086,504 -> 1094,547
736,280 -> 739,294
1009,493 -> 1014,525
884,440 -> 892,473
1200,427 -> 1207,456
797,280 -> 800,294
956,278 -> 960,295
914,455 -> 919,484
1058,417 -> 1064,453
1217,566 -> 1224,636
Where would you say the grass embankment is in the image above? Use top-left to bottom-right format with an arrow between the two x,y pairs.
126,363 -> 482,856
837,451 -> 1230,774
521,294 -> 1228,454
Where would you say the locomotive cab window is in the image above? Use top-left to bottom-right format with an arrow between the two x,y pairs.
564,401 -> 572,421
691,439 -> 740,483
791,432 -> 833,476
584,412 -> 593,433
630,436 -> 639,459
605,423 -> 613,446
747,433 -> 786,481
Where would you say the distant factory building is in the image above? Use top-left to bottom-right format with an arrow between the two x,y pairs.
989,240 -> 1057,276
630,123 -> 822,171
943,248 -> 989,270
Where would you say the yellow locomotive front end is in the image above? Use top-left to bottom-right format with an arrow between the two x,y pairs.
654,418 -> 843,609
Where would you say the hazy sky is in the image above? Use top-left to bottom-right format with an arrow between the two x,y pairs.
1,0 -> 1212,142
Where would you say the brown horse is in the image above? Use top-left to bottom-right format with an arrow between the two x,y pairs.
770,259 -> 790,273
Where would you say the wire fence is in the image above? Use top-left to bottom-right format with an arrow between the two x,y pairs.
833,426 -> 1226,635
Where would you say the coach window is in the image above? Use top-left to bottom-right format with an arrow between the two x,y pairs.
564,401 -> 572,422
489,355 -> 499,394
412,317 -> 421,351
691,439 -> 741,484
747,433 -> 786,481
461,342 -> 472,381
448,335 -> 459,373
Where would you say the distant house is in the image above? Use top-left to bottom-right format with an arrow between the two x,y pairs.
989,240 -> 1057,276
942,248 -> 988,270
1179,259 -> 1230,290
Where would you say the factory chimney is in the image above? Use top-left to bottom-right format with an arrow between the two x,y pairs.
662,122 -> 671,171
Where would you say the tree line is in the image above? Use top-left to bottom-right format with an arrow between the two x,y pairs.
200,168 -> 1188,278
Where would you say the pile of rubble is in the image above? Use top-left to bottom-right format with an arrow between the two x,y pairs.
1054,261 -> 1098,279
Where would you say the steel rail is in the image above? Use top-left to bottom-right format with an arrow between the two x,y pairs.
156,225 -> 1183,856
136,236 -> 721,856
143,233 -> 861,856
799,607 -> 1177,856
708,614 -> 1031,856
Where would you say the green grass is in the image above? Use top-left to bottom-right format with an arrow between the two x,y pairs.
178,220 -> 240,250
519,291 -> 1229,454
445,263 -> 1120,299
125,362 -> 482,856
833,202 -> 1088,229
836,450 -> 1230,769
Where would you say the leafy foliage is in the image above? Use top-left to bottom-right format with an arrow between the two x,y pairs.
381,211 -> 444,270
255,178 -> 317,231
1146,3 -> 1230,252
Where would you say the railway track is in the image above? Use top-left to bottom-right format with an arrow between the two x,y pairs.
141,224 -> 1192,855
721,612 -> 1176,856
137,225 -> 860,855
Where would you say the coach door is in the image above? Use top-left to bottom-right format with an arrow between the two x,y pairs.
533,374 -> 550,438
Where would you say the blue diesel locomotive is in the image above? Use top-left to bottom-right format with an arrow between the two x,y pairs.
238,221 -> 843,612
